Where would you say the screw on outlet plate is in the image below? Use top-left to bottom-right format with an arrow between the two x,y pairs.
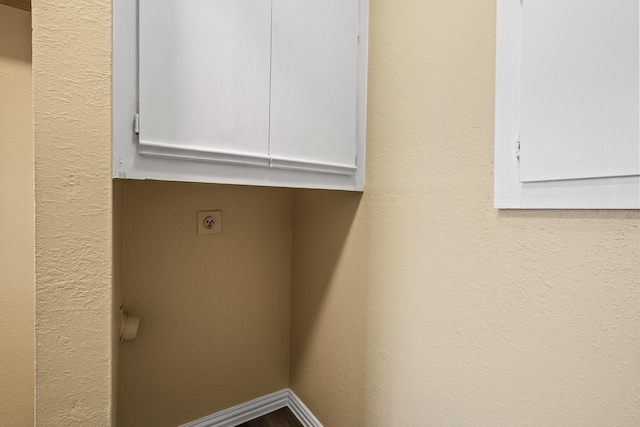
203,216 -> 216,229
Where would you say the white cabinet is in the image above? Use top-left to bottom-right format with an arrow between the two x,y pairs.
113,0 -> 368,191
494,0 -> 639,209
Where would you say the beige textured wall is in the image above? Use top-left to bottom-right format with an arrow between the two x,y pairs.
0,5 -> 34,426
290,1 -> 640,426
117,181 -> 293,427
32,0 -> 114,425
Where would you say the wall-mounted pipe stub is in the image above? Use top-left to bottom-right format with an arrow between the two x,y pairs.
119,313 -> 140,342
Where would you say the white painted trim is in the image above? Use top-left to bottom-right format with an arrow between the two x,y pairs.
180,389 -> 322,427
139,140 -> 271,168
270,156 -> 357,176
286,390 -> 323,427
138,140 -> 357,175
355,0 -> 369,191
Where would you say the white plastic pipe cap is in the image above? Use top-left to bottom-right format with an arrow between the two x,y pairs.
120,314 -> 140,342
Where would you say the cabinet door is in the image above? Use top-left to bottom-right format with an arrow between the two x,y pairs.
494,0 -> 639,208
269,0 -> 360,175
519,0 -> 639,182
139,0 -> 272,165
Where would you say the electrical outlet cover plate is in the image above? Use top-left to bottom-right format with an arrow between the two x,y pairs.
197,210 -> 222,235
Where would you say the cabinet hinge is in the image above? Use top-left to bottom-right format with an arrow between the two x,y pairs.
133,113 -> 140,135
515,134 -> 520,161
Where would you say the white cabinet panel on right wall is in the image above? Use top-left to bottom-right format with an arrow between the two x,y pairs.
494,0 -> 640,209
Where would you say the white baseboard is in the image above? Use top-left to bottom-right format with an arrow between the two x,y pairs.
285,390 -> 322,427
180,388 -> 322,427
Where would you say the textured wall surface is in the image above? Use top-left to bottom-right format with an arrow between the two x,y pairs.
32,0 -> 114,425
290,1 -> 640,426
0,5 -> 34,426
117,181 -> 293,427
